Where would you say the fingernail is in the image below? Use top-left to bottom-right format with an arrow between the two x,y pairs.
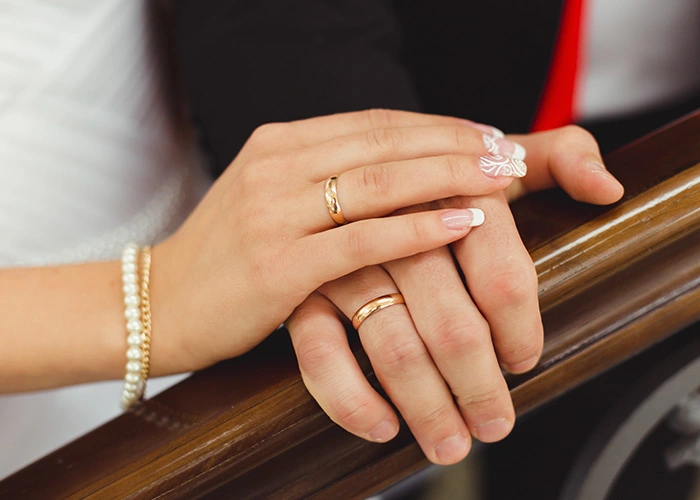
586,160 -> 607,173
459,119 -> 505,138
435,433 -> 470,463
474,418 -> 512,443
369,420 -> 399,442
441,208 -> 485,230
586,161 -> 617,180
482,134 -> 527,160
479,155 -> 527,178
496,139 -> 526,160
504,355 -> 539,374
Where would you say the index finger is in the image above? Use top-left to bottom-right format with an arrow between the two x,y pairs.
259,109 -> 504,149
448,192 -> 543,374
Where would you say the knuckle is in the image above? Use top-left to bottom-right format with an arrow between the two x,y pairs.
442,155 -> 470,187
375,336 -> 427,374
250,122 -> 288,143
456,385 -> 505,413
237,161 -> 261,189
359,163 -> 393,198
414,404 -> 457,431
364,127 -> 403,159
328,391 -> 374,429
432,317 -> 486,358
483,264 -> 537,308
295,334 -> 344,375
406,215 -> 429,244
365,108 -> 397,130
238,154 -> 280,188
559,124 -> 596,144
453,126 -> 473,150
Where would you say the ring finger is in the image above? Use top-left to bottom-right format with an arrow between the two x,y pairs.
319,266 -> 472,465
384,244 -> 516,443
297,153 -> 517,232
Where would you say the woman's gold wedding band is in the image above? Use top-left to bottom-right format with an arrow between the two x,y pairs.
324,176 -> 347,225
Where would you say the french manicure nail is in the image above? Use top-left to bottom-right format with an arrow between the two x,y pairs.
479,155 -> 527,178
459,119 -> 505,138
435,433 -> 470,463
482,134 -> 527,160
441,208 -> 485,230
474,418 -> 512,443
495,138 -> 526,160
369,420 -> 399,442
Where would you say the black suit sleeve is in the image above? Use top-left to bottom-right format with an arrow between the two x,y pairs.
173,0 -> 421,176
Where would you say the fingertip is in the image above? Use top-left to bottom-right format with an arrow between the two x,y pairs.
469,208 -> 485,226
503,355 -> 539,374
368,419 -> 400,442
558,158 -> 624,205
433,432 -> 472,465
473,417 -> 514,443
584,161 -> 625,204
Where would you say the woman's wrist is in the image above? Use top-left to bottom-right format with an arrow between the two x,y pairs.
145,237 -> 199,377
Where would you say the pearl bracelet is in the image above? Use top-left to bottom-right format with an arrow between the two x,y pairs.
120,243 -> 153,409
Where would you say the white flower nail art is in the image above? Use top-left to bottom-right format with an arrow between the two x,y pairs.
478,155 -> 527,177
480,134 -> 527,178
483,134 -> 500,155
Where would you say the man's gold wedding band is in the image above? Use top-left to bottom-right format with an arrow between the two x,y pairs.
324,176 -> 347,225
352,293 -> 405,330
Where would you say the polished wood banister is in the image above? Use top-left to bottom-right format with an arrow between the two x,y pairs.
1,111 -> 698,499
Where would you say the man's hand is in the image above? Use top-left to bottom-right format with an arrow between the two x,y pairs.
286,123 -> 624,465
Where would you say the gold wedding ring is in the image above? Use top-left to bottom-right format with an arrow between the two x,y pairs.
352,293 -> 406,330
324,176 -> 347,225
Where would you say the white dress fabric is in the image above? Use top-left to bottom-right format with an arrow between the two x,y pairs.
0,0 -> 210,478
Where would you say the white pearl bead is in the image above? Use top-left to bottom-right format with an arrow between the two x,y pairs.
127,347 -> 142,360
124,307 -> 140,321
122,272 -> 137,284
122,253 -> 137,265
121,388 -> 136,400
124,294 -> 140,307
127,319 -> 142,333
123,283 -> 138,296
127,333 -> 142,346
125,372 -> 141,385
122,262 -> 137,274
126,361 -> 141,373
124,382 -> 139,393
121,392 -> 138,407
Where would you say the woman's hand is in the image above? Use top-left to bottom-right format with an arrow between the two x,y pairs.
286,123 -> 624,465
149,110 -> 524,377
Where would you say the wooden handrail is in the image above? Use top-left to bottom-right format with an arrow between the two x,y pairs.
1,111 -> 699,499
